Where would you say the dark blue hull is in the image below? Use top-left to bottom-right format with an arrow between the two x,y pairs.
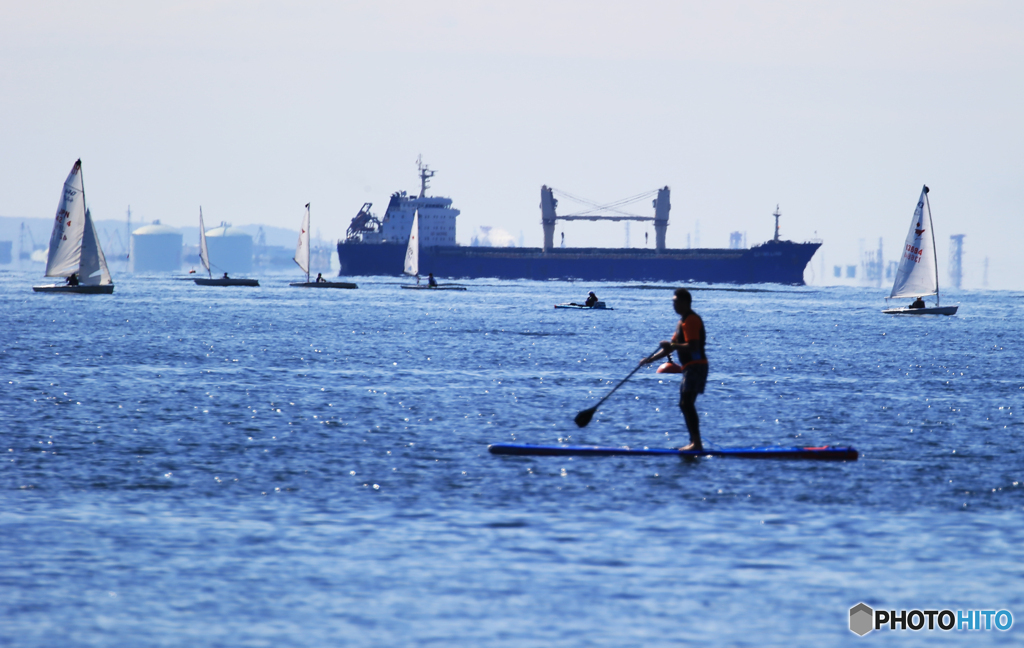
337,240 -> 820,284
489,443 -> 858,461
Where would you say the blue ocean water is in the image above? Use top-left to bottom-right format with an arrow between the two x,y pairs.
1,270 -> 1021,646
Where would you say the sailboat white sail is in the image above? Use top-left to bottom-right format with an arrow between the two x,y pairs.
79,208 -> 112,285
890,185 -> 938,300
44,160 -> 87,278
294,203 -> 310,282
198,208 -> 211,279
404,209 -> 420,277
883,185 -> 957,315
34,160 -> 114,294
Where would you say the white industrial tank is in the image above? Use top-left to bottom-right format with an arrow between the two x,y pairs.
130,221 -> 182,272
204,222 -> 253,273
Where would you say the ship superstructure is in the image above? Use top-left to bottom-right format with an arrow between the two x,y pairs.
346,157 -> 459,247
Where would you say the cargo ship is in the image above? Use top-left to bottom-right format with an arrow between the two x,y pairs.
337,162 -> 821,284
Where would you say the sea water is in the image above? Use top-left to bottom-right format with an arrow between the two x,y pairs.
1,271 -> 1021,646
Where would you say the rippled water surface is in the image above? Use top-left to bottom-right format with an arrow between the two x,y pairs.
2,271 -> 1022,646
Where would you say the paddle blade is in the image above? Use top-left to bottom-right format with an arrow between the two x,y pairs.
574,407 -> 596,428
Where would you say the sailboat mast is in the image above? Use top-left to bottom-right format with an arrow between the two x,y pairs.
306,203 -> 311,284
78,161 -> 87,276
925,188 -> 939,306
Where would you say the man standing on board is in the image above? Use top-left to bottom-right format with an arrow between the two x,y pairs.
640,288 -> 708,451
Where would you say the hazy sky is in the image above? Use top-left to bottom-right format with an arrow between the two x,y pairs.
2,1 -> 1022,287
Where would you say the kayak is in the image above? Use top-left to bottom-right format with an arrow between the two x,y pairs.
555,301 -> 612,310
194,277 -> 259,287
488,443 -> 858,461
401,285 -> 468,291
289,281 -> 358,289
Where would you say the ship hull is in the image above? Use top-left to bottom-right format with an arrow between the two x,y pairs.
337,241 -> 820,285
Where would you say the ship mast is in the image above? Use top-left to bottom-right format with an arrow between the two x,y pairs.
417,155 -> 436,198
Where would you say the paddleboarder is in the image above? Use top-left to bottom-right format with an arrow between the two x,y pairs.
640,287 -> 708,451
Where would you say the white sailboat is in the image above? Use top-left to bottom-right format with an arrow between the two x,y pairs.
193,208 -> 259,287
289,203 -> 357,289
400,209 -> 466,290
33,160 -> 114,294
882,185 -> 958,315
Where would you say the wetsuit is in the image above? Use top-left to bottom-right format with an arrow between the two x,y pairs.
672,312 -> 708,448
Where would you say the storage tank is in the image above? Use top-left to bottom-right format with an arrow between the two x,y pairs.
205,222 -> 253,273
130,221 -> 182,272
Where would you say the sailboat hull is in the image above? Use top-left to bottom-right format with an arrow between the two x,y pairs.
882,305 -> 958,316
33,284 -> 114,294
289,281 -> 358,289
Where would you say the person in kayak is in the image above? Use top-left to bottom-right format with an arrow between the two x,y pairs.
428,273 -> 438,288
639,287 -> 708,451
585,292 -> 599,307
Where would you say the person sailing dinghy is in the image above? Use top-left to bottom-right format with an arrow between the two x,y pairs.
400,209 -> 466,290
193,208 -> 259,287
288,203 -> 357,289
33,160 -> 114,294
882,185 -> 958,315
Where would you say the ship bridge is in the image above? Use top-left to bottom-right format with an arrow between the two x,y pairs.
540,186 -> 670,252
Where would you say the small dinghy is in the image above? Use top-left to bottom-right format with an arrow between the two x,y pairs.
193,208 -> 259,287
289,203 -> 358,289
882,185 -> 957,316
399,210 -> 466,290
555,301 -> 612,310
33,160 -> 115,294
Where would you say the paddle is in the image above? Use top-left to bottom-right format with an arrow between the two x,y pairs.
574,349 -> 661,428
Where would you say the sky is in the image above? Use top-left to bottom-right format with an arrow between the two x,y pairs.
2,1 -> 1022,288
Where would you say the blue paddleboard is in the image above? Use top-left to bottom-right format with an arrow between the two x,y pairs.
488,443 -> 858,461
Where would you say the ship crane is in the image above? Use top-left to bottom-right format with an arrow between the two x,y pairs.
345,203 -> 382,241
540,186 -> 670,252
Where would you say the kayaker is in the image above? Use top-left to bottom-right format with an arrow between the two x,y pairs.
639,287 -> 708,451
585,292 -> 599,307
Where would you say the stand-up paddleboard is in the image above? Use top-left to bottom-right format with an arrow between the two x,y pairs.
488,443 -> 858,461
